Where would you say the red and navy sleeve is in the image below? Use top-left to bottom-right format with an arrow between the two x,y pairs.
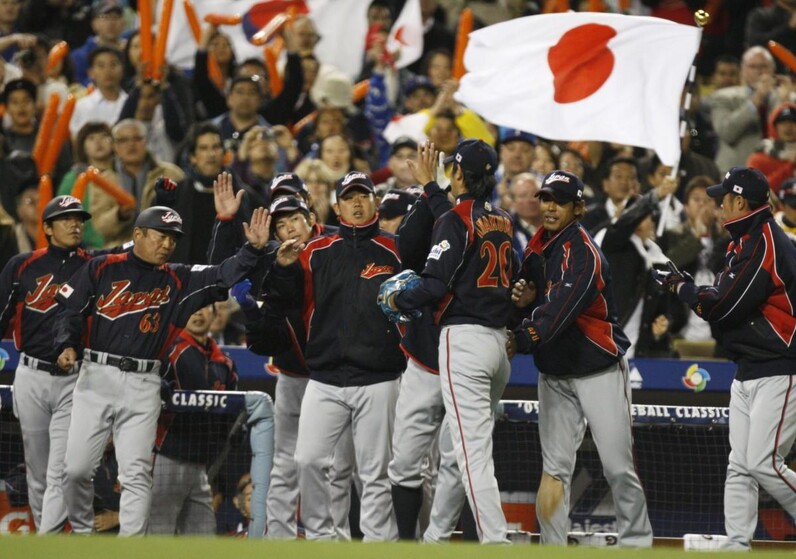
0,254 -> 25,337
526,233 -> 603,344
678,228 -> 770,326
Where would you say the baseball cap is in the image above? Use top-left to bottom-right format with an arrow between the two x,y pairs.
499,128 -> 537,146
269,195 -> 310,218
537,170 -> 585,204
378,188 -> 419,219
336,171 -> 375,198
390,136 -> 418,156
92,0 -> 123,17
134,206 -> 184,237
1,78 -> 36,104
230,74 -> 264,93
270,173 -> 309,198
42,195 -> 92,222
775,104 -> 796,125
443,139 -> 498,176
779,178 -> 796,206
706,166 -> 770,204
403,75 -> 436,97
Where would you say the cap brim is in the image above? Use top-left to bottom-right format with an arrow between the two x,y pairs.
443,155 -> 455,166
536,187 -> 572,204
338,184 -> 374,197
705,184 -> 727,199
47,209 -> 92,221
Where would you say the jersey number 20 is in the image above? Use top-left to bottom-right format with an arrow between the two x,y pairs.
477,240 -> 511,288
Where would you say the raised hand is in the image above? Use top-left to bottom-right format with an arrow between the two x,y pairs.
276,238 -> 306,267
213,171 -> 244,219
407,141 -> 439,186
243,207 -> 271,249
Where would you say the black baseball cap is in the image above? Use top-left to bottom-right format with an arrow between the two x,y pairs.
779,178 -> 796,206
403,75 -> 436,96
134,206 -> 184,237
443,139 -> 497,177
499,128 -> 537,146
378,188 -> 419,219
775,105 -> 796,125
537,170 -> 585,204
92,0 -> 123,17
707,166 -> 770,204
336,171 -> 375,198
2,79 -> 37,104
270,173 -> 309,198
42,195 -> 92,222
269,195 -> 310,218
390,136 -> 418,155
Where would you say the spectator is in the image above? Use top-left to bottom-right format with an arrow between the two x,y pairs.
581,156 -> 641,234
170,124 -> 254,264
13,35 -> 72,108
644,154 -> 684,232
775,177 -> 796,242
745,0 -> 796,73
0,194 -> 18,263
69,46 -> 128,137
57,121 -> 113,248
746,102 -> 796,194
213,75 -> 270,157
232,475 -> 252,536
70,0 -> 127,87
318,133 -> 357,180
709,45 -> 784,173
12,179 -> 36,252
508,172 -> 542,256
406,0 -> 455,75
558,146 -> 596,201
0,0 -> 34,63
599,177 -> 686,358
374,136 -> 418,195
426,110 -> 460,161
294,157 -> 336,226
193,25 -> 236,119
421,48 -> 452,89
422,80 -> 494,149
2,79 -> 72,183
531,141 -> 558,182
91,118 -> 184,247
495,128 -> 535,208
18,0 -> 93,50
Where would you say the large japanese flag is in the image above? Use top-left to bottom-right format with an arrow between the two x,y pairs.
456,13 -> 701,166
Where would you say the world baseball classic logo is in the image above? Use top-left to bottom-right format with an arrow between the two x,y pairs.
682,364 -> 711,392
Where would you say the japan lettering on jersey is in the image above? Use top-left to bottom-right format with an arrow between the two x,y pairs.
24,274 -> 61,313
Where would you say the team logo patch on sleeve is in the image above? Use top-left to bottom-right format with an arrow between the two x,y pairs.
428,240 -> 450,261
58,284 -> 74,299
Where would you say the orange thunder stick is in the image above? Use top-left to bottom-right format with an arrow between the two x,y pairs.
86,166 -> 136,208
46,41 -> 69,75
452,8 -> 473,80
204,13 -> 242,26
152,0 -> 175,82
71,171 -> 90,201
139,0 -> 154,78
36,175 -> 53,249
32,92 -> 60,172
769,41 -> 796,74
40,94 -> 75,177
184,0 -> 224,89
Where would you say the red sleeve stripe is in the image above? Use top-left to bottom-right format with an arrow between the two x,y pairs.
760,224 -> 796,346
371,235 -> 400,262
95,252 -> 129,278
17,249 -> 48,276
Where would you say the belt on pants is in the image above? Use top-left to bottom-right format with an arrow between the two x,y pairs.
20,353 -> 76,376
85,350 -> 161,374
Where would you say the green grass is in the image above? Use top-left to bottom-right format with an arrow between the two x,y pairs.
1,537 -> 795,559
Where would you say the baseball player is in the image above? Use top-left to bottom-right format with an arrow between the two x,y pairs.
233,195 -> 355,539
511,170 -> 652,547
386,144 -> 468,541
0,196 -> 103,532
658,167 -> 796,550
264,171 -> 404,541
383,139 -> 516,544
53,202 -> 270,536
148,303 -> 239,535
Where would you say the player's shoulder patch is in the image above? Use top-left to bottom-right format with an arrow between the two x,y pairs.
58,284 -> 74,299
190,264 -> 211,272
428,240 -> 451,261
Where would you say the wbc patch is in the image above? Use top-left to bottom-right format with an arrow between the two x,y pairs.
428,240 -> 450,260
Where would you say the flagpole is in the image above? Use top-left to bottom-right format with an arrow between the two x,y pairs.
657,10 -> 709,238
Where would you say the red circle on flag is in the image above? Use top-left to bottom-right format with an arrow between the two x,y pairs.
548,23 -> 617,104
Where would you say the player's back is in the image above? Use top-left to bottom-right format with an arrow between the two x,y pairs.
437,198 -> 515,329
